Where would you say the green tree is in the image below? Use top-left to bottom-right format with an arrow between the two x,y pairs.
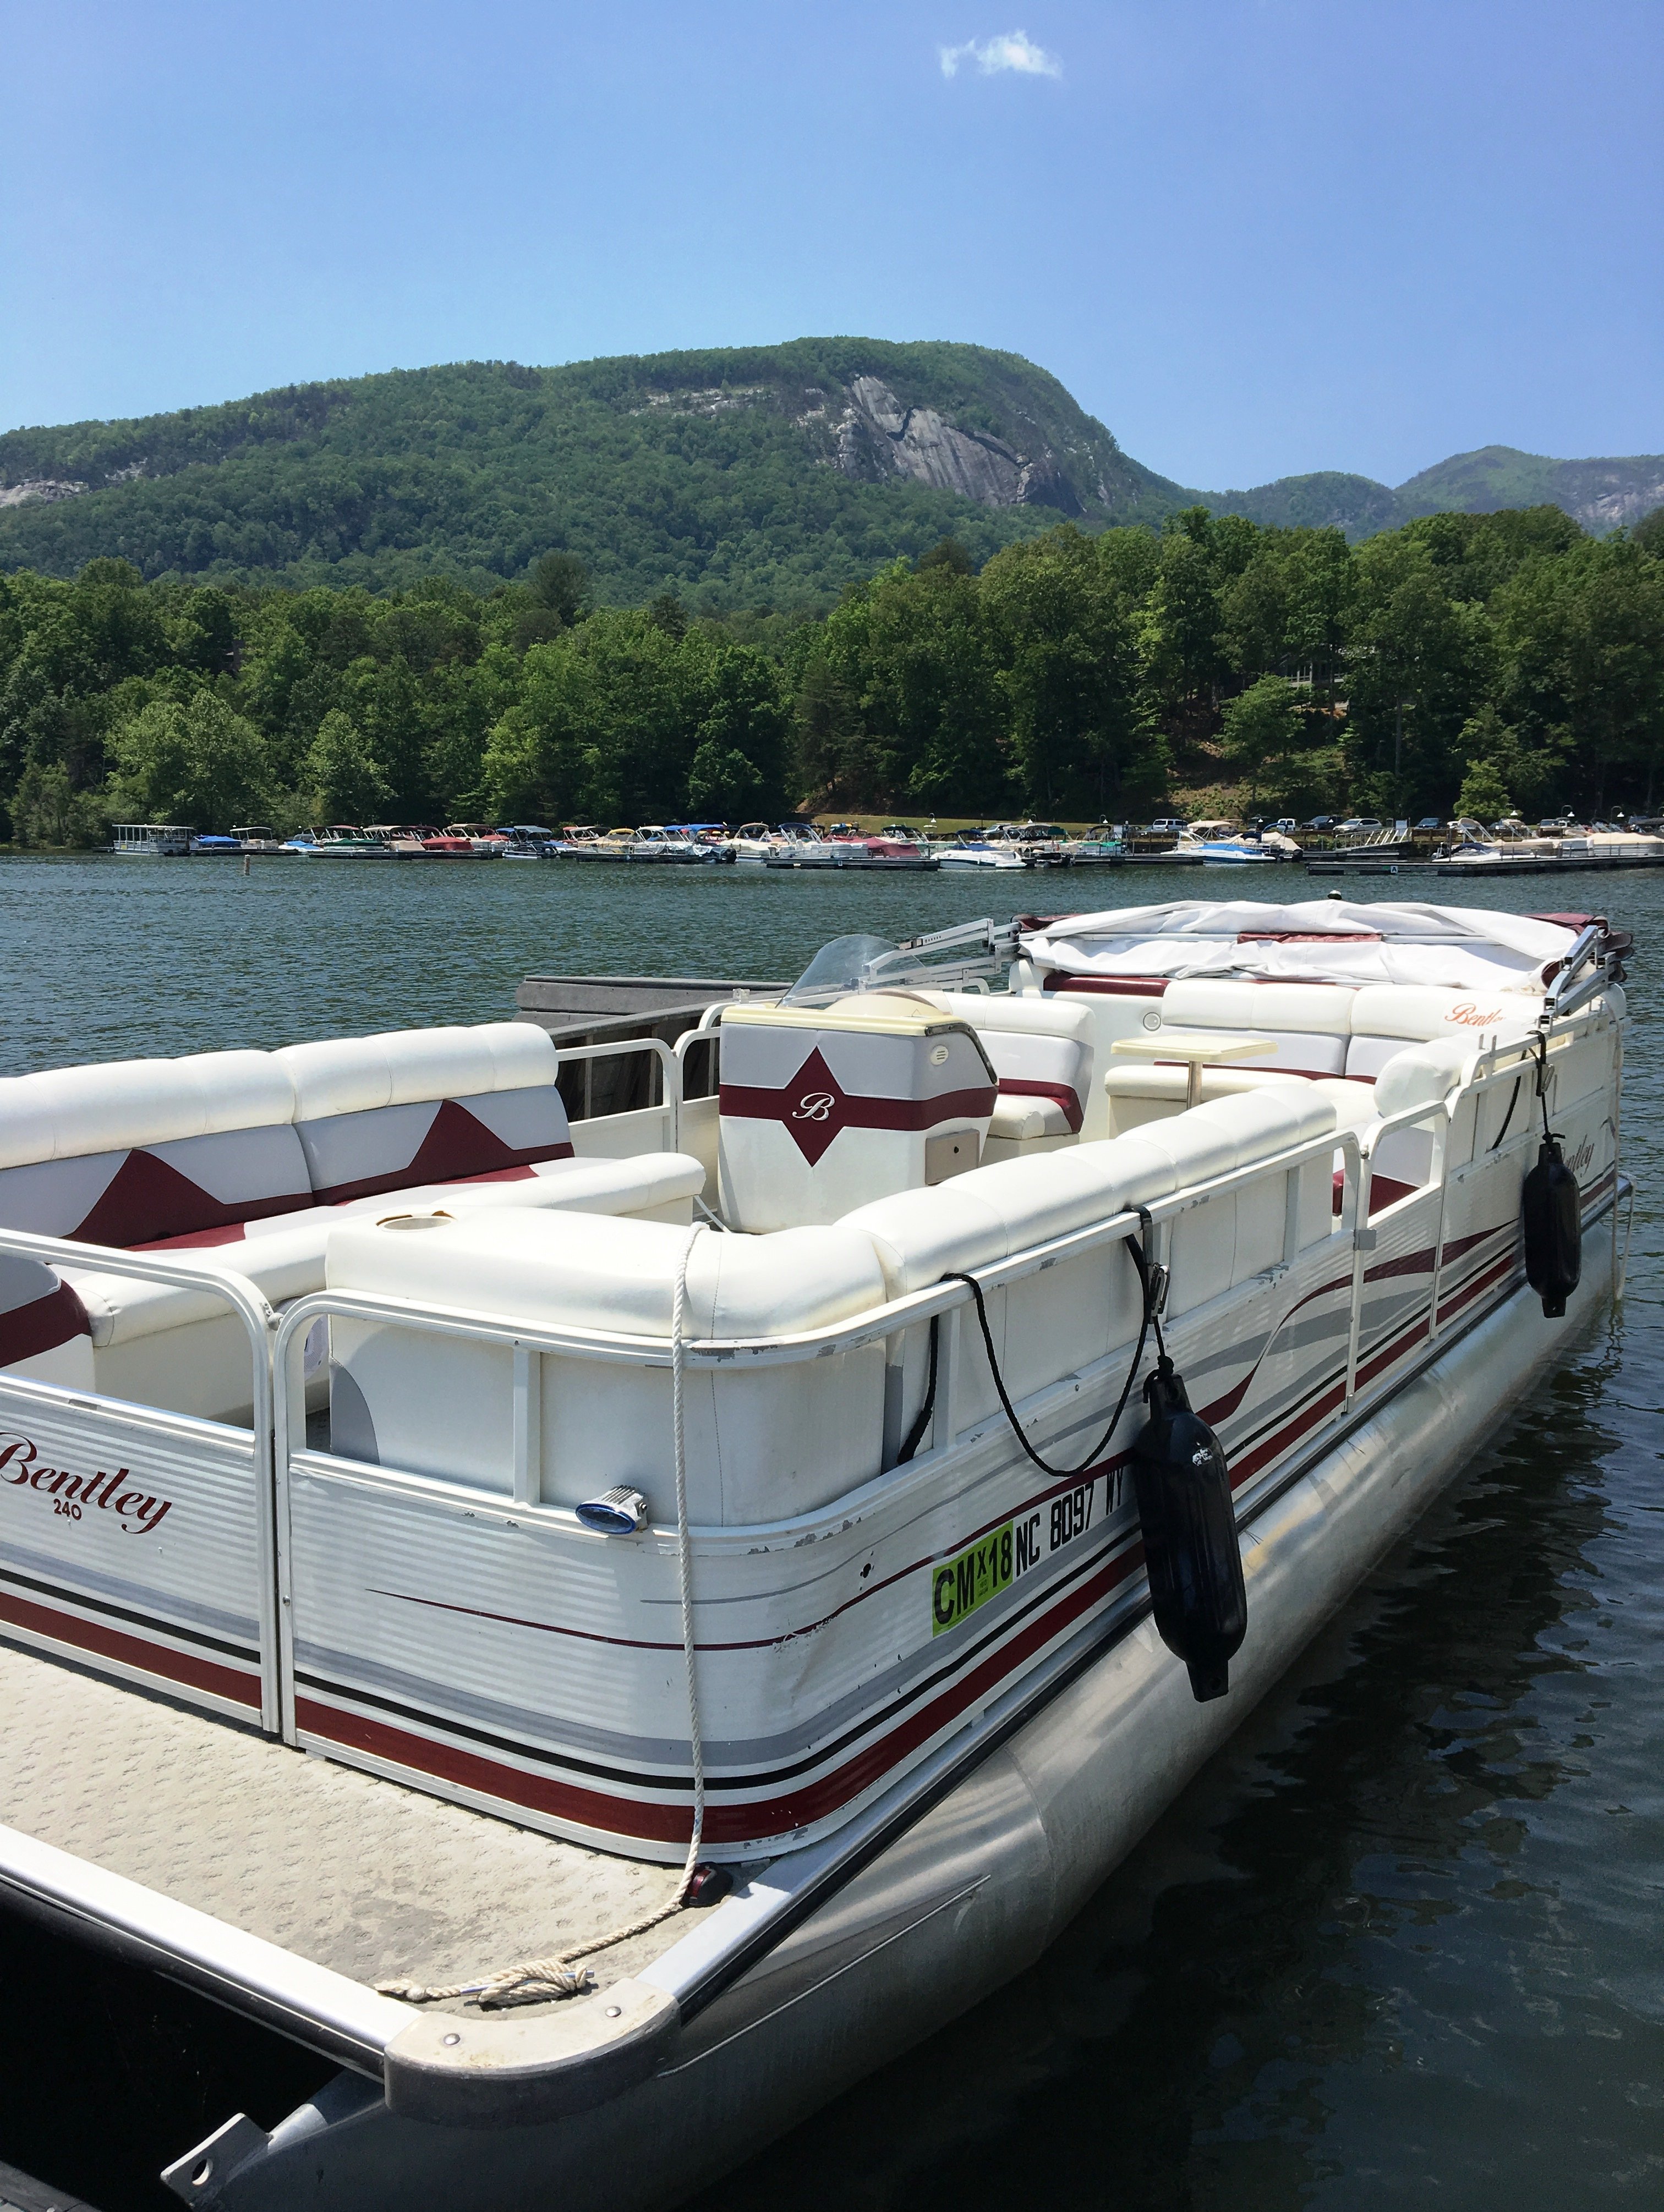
1219,676 -> 1308,810
1343,534 -> 1493,817
1452,756 -> 1513,823
529,552 -> 591,625
302,709 -> 391,823
980,527 -> 1157,814
686,743 -> 760,818
683,636 -> 788,818
106,690 -> 272,828
1493,536 -> 1664,816
809,561 -> 1009,811
9,760 -> 110,847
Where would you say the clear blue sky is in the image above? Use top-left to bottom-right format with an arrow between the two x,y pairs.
1,0 -> 1657,491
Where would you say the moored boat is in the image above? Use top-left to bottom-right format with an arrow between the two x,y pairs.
293,825 -> 389,858
1176,820 -> 1283,864
0,896 -> 1633,2207
1059,824 -> 1127,866
729,821 -> 824,864
499,824 -> 560,858
934,832 -> 1030,869
764,833 -> 938,870
111,822 -> 192,857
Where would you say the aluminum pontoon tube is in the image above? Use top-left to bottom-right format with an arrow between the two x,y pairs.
199,1225 -> 1617,2212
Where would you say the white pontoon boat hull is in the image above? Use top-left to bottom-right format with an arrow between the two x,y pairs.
173,1225 -> 1619,2210
0,896 -> 1632,2208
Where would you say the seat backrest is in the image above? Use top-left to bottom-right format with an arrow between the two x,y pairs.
1159,979 -> 1356,1079
1344,985 -> 1541,1082
0,1051 -> 311,1248
0,1250 -> 92,1373
324,1209 -> 887,1524
841,1134 -> 1180,1430
274,1022 -> 573,1205
1036,976 -> 1172,1138
841,1084 -> 1337,1434
919,992 -> 1094,1133
716,995 -> 996,1232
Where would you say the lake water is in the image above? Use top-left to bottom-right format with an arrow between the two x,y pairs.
0,853 -> 1658,2212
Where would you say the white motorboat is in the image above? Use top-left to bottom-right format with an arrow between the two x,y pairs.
560,826 -> 639,861
111,823 -> 192,857
934,833 -> 1031,869
1176,821 -> 1281,864
629,827 -> 715,864
498,825 -> 560,859
729,822 -> 825,865
288,825 -> 390,858
764,833 -> 939,871
0,897 -> 1631,2209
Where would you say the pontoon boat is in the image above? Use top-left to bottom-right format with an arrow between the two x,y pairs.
0,898 -> 1630,2210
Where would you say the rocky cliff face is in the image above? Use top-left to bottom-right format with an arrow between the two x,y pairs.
810,374 -> 1082,514
0,478 -> 88,508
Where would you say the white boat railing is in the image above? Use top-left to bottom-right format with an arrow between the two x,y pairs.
270,1122 -> 1365,1473
550,1031 -> 682,1135
1,1000 -> 1618,1755
0,1226 -> 282,1727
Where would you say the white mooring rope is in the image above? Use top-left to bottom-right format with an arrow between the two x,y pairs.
379,1223 -> 710,2010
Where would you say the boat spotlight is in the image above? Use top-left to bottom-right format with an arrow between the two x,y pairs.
576,1486 -> 650,1535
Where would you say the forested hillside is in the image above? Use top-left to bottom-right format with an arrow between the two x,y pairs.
0,343 -> 1183,606
4,504 -> 1659,846
4,341 -> 1656,603
1206,446 -> 1664,541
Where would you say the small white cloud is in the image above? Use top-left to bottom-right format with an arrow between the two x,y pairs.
939,30 -> 1061,80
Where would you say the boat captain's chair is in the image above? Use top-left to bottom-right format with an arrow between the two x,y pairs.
912,992 -> 1094,1163
716,995 -> 997,1233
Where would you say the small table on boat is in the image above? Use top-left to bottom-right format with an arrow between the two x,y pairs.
1109,1029 -> 1277,1110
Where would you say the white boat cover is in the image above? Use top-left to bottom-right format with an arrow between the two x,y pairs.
1022,900 -> 1577,991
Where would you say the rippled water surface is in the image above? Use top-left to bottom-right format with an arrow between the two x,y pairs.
0,854 -> 1658,2211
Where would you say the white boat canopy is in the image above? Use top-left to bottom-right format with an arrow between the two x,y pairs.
1021,898 -> 1579,992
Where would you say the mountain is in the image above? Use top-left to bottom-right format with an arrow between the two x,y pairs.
1205,444 -> 1664,541
1393,446 -> 1664,533
0,339 -> 1655,601
0,340 -> 1185,606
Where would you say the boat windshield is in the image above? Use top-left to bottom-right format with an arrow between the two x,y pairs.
781,932 -> 899,1007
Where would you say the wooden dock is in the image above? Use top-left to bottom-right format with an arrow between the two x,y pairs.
1308,854 -> 1664,878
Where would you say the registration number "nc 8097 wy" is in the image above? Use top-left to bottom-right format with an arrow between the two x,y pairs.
930,1475 -> 1101,1636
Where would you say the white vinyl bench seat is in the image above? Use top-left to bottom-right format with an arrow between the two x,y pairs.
0,1022 -> 708,1423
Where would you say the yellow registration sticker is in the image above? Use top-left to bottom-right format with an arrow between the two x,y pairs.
929,1475 -> 1101,1637
931,1523 -> 1012,1636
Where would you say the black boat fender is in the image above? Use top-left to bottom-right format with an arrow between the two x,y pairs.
1130,1357 -> 1248,1703
1522,1038 -> 1581,1319
1523,1139 -> 1581,1317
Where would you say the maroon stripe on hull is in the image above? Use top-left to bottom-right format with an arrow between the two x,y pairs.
0,1587 -> 259,1708
300,1537 -> 1154,1848
306,1221 -> 1587,1849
